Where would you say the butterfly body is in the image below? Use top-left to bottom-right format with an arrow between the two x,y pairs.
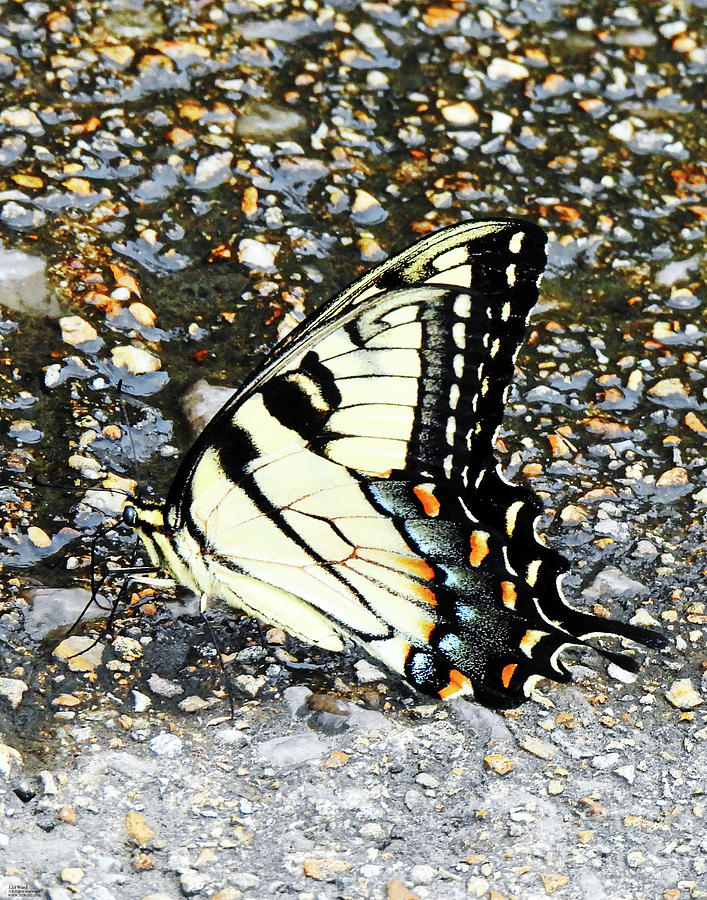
125,219 -> 664,708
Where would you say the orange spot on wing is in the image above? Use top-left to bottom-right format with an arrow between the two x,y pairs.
419,621 -> 435,641
501,663 -> 517,689
413,484 -> 441,517
438,668 -> 472,700
500,581 -> 517,609
397,555 -> 435,581
411,583 -> 438,606
356,548 -> 434,581
469,531 -> 490,566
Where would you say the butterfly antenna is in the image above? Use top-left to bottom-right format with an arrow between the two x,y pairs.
63,573 -> 134,663
116,379 -> 144,488
200,611 -> 237,719
67,528 -> 152,639
89,519 -> 118,603
27,475 -> 135,516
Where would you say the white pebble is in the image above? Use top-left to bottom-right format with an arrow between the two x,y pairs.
111,345 -> 161,374
491,110 -> 513,133
441,101 -> 478,126
148,732 -> 183,757
486,58 -> 529,81
238,238 -> 279,271
608,120 -> 635,141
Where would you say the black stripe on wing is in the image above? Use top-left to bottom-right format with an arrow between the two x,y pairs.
164,219 -> 545,524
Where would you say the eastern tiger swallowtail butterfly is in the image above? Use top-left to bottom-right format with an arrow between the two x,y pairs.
122,218 -> 665,708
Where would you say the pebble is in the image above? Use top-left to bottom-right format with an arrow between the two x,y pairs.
467,876 -> 490,897
193,151 -> 233,189
257,733 -> 330,766
125,810 -> 157,846
60,868 -> 84,885
648,377 -> 689,400
132,691 -> 152,713
582,566 -> 646,600
0,246 -> 52,316
53,694 -> 81,707
182,379 -> 235,434
592,752 -> 620,770
235,674 -> 267,696
111,345 -> 161,374
486,58 -> 529,81
235,104 -> 305,138
113,635 -> 143,661
147,673 -> 184,697
27,525 -> 51,547
409,864 -> 436,884
241,185 -> 258,219
148,732 -> 184,757
491,111 -> 513,133
303,858 -> 352,881
209,890 -> 243,900
415,772 -> 439,789
0,741 -> 23,779
518,737 -> 556,761
560,504 -> 587,522
0,677 -> 28,709
608,663 -> 638,683
484,753 -> 514,775
351,189 -> 387,224
353,22 -> 385,51
609,119 -> 635,141
614,764 -> 636,784
359,822 -> 386,841
178,695 -> 212,713
8,419 -> 42,443
59,315 -> 98,346
441,101 -> 478,126
656,467 -> 688,487
387,882 -> 419,900
355,659 -> 387,683
630,608 -> 661,629
422,7 -> 460,28
358,235 -> 386,262
53,636 -> 104,672
180,869 -> 210,895
0,107 -> 43,132
230,873 -> 259,889
655,256 -> 699,286
665,678 -> 702,709
237,238 -> 279,271
540,873 -> 569,894
684,411 -> 706,434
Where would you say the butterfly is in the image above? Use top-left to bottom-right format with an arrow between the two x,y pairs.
122,218 -> 665,708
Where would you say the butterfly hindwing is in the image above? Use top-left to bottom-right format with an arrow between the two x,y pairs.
129,218 -> 664,708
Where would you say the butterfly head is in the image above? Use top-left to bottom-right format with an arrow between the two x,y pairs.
122,497 -> 202,594
122,498 -> 168,569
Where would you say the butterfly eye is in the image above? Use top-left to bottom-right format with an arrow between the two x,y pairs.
122,505 -> 138,527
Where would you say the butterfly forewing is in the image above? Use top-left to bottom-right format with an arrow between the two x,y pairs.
135,218 -> 665,708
